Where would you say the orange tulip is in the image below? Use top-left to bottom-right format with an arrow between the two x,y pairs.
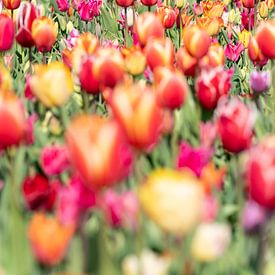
200,43 -> 225,68
145,38 -> 174,71
196,16 -> 223,36
66,115 -> 133,189
31,17 -> 58,52
108,81 -> 163,151
28,213 -> 74,266
134,12 -> 164,46
156,6 -> 176,29
176,47 -> 198,77
202,0 -> 225,18
183,25 -> 211,59
248,36 -> 268,66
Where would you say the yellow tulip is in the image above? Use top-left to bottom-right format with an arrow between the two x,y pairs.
30,62 -> 74,108
238,29 -> 251,48
0,65 -> 12,92
259,1 -> 269,19
228,9 -> 236,24
139,168 -> 204,235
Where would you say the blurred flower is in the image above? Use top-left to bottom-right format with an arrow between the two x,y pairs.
31,17 -> 58,52
0,65 -> 13,92
141,0 -> 158,6
108,81 -> 163,151
64,28 -> 79,49
241,8 -> 254,31
202,0 -> 225,18
56,0 -> 69,12
241,0 -> 255,8
200,43 -> 225,68
191,223 -> 231,262
139,168 -> 204,235
242,200 -> 266,233
248,36 -> 268,66
24,74 -> 35,100
216,98 -> 256,153
25,114 -> 37,145
196,16 -> 223,36
176,47 -> 198,76
40,144 -> 70,176
154,67 -> 188,109
196,67 -> 233,110
22,174 -> 59,211
3,0 -> 20,10
30,62 -> 74,107
200,121 -> 217,148
202,195 -> 219,222
77,0 -> 102,21
224,41 -> 245,62
259,1 -> 268,19
177,142 -> 213,177
16,3 -> 38,47
0,14 -> 15,51
250,70 -> 271,94
116,0 -> 134,7
66,115 -> 133,190
28,213 -> 75,266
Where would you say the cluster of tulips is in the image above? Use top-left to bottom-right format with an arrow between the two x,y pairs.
0,0 -> 275,274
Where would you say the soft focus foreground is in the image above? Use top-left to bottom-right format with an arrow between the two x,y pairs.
0,0 -> 274,274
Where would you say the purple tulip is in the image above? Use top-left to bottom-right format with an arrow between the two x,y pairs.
250,70 -> 271,94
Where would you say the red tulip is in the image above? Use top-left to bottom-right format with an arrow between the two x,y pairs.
116,0 -> 134,7
56,0 -> 69,12
216,98 -> 256,153
0,14 -> 15,51
246,137 -> 275,208
154,67 -> 188,109
141,0 -> 157,6
16,3 -> 38,48
196,67 -> 233,110
248,36 -> 268,66
3,0 -> 21,10
176,47 -> 198,77
241,0 -> 255,8
156,6 -> 176,29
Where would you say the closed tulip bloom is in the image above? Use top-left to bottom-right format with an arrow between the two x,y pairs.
56,0 -> 69,12
248,36 -> 268,66
176,47 -> 198,76
16,3 -> 38,48
108,81 -> 163,151
216,98 -> 256,153
139,168 -> 204,235
116,0 -> 134,7
200,43 -> 225,68
256,19 -> 275,59
66,115 -> 133,190
145,38 -> 174,71
31,17 -> 58,52
191,223 -> 231,262
250,70 -> 271,94
3,0 -> 21,10
134,13 -> 164,46
246,137 -> 275,208
0,90 -> 26,149
196,16 -> 223,36
196,67 -> 233,110
259,1 -> 268,18
154,67 -> 188,109
30,62 -> 74,108
183,25 -> 211,59
141,0 -> 157,6
28,213 -> 75,266
0,14 -> 15,51
156,6 -> 176,29
242,0 -> 255,8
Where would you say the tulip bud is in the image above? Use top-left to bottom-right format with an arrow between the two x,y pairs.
196,67 -> 233,110
154,67 -> 188,109
134,12 -> 164,46
139,168 -> 204,235
216,98 -> 256,153
66,115 -> 133,190
31,17 -> 58,52
0,91 -> 26,149
259,1 -> 268,18
238,29 -> 251,48
191,223 -> 231,262
141,0 -> 157,6
16,3 -> 38,48
56,0 -> 69,12
116,0 -> 134,7
145,38 -> 174,71
256,19 -> 275,59
28,213 -> 74,266
267,0 -> 274,9
3,0 -> 20,10
242,0 -> 255,8
176,47 -> 198,76
30,62 -> 74,108
250,70 -> 271,94
0,14 -> 15,51
108,81 -> 163,151
156,6 -> 176,29
183,25 -> 211,59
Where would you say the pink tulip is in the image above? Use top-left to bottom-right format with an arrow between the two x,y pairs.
225,41 -> 245,62
56,0 -> 69,12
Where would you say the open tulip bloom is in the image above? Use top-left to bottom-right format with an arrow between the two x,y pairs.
0,0 -> 275,274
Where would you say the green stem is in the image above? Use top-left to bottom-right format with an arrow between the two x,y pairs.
179,8 -> 182,48
82,92 -> 89,113
124,7 -> 128,47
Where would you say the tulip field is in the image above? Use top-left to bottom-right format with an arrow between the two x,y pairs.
0,0 -> 275,274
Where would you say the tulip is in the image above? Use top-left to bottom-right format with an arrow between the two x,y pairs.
196,67 -> 233,110
56,0 -> 69,12
108,81 -> 163,151
139,168 -> 204,235
267,0 -> 274,9
0,91 -> 26,149
154,67 -> 188,109
246,137 -> 275,208
238,29 -> 251,48
248,36 -> 268,66
200,43 -> 225,68
196,16 -> 223,36
175,0 -> 186,8
134,12 -> 164,46
31,17 -> 58,52
242,0 -> 255,8
156,6 -> 176,29
145,38 -> 174,71
93,47 -> 125,88
191,223 -> 231,262
3,0 -> 20,10
116,0 -> 134,7
0,65 -> 13,92
250,70 -> 271,94
216,98 -> 256,153
259,1 -> 268,18
202,0 -> 225,18
224,41 -> 245,62
66,115 -> 133,190
77,0 -> 102,21
183,25 -> 211,59
176,47 -> 198,76
0,14 -> 15,51
241,8 -> 254,31
16,3 -> 38,48
79,56 -> 100,94
141,0 -> 157,6
28,213 -> 74,266
22,175 -> 59,211
30,62 -> 74,108
200,121 -> 217,148
256,19 -> 275,59
176,10 -> 193,29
